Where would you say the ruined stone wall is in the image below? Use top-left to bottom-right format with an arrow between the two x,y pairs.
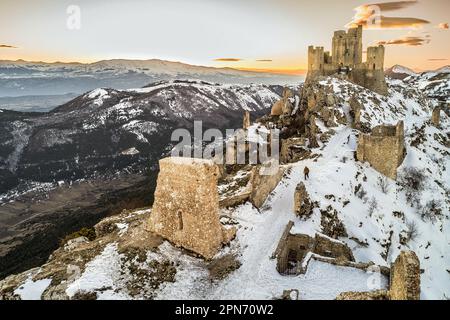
148,157 -> 234,259
249,163 -> 285,208
432,107 -> 441,127
390,251 -> 421,300
337,250 -> 421,300
274,222 -> 355,276
356,121 -> 405,180
351,65 -> 388,96
313,234 -> 354,262
348,46 -> 386,94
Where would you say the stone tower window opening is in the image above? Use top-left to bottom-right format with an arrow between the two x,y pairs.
177,210 -> 184,231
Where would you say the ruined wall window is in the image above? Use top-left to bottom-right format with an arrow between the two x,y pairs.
373,63 -> 376,70
177,210 -> 184,230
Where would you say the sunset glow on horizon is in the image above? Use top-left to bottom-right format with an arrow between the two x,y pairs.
0,0 -> 449,72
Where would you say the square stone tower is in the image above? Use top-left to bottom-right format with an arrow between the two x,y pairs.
332,25 -> 363,68
148,157 -> 235,259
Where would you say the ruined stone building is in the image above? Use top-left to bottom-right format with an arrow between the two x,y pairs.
307,25 -> 388,95
273,222 -> 354,275
147,157 -> 235,259
356,121 -> 406,180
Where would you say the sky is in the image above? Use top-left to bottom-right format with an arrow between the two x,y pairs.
0,0 -> 449,72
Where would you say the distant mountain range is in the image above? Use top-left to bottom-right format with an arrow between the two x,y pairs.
386,64 -> 449,102
0,59 -> 304,99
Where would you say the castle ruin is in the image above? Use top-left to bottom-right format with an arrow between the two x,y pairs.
356,121 -> 406,180
273,222 -> 355,275
147,157 -> 235,259
307,25 -> 388,95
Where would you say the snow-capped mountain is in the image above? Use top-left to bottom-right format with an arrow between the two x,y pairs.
0,59 -> 303,98
385,65 -> 417,80
386,65 -> 449,103
1,76 -> 447,300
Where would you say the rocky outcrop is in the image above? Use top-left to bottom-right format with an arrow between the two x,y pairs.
390,251 -> 421,300
293,182 -> 316,219
271,88 -> 293,116
249,162 -> 285,208
280,137 -> 310,164
148,157 -> 235,259
349,95 -> 362,129
431,107 -> 441,127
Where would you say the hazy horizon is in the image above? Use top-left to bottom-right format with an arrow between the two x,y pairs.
1,0 -> 449,72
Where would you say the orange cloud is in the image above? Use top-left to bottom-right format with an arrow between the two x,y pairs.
236,67 -> 306,75
428,58 -> 448,61
437,22 -> 449,29
214,58 -> 242,62
0,44 -> 17,49
256,59 -> 273,62
347,1 -> 429,29
377,36 -> 430,46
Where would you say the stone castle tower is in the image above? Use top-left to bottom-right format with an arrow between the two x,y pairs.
307,25 -> 388,95
332,26 -> 363,68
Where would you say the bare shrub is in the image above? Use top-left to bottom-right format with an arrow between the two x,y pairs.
368,197 -> 378,216
398,168 -> 427,208
405,220 -> 420,242
377,176 -> 389,194
355,184 -> 367,200
421,200 -> 443,222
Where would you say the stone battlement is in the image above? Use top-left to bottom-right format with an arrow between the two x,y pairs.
307,25 -> 388,95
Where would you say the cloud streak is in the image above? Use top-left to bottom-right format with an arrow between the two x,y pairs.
0,44 -> 17,49
347,1 -> 430,29
377,36 -> 430,46
427,58 -> 448,61
214,58 -> 242,62
256,59 -> 272,62
436,22 -> 449,29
